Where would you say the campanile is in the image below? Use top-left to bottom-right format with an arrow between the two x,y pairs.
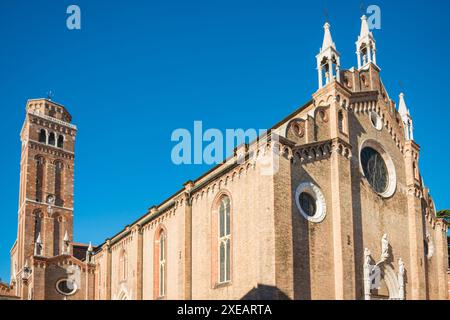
11,98 -> 77,285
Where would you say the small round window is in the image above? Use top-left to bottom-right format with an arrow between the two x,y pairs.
295,182 -> 326,223
56,279 -> 77,296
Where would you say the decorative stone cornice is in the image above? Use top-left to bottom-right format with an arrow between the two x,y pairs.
28,109 -> 77,131
28,140 -> 75,159
292,140 -> 333,164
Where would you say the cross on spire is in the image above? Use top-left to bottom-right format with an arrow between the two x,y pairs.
46,90 -> 54,101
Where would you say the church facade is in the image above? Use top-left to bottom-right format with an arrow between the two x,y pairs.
2,15 -> 448,300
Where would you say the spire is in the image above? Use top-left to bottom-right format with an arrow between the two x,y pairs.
398,93 -> 414,141
87,242 -> 93,253
359,15 -> 370,38
322,22 -> 335,50
398,93 -> 409,117
63,230 -> 69,242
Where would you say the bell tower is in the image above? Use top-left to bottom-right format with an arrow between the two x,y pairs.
11,98 -> 77,283
356,15 -> 377,69
316,22 -> 341,89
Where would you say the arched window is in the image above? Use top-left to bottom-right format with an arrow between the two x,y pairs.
34,210 -> 42,242
39,129 -> 47,143
119,249 -> 127,281
97,264 -> 102,299
48,133 -> 56,146
35,156 -> 45,202
54,161 -> 64,206
57,135 -> 64,148
338,111 -> 344,133
154,226 -> 167,298
218,196 -> 231,283
53,215 -> 62,256
159,231 -> 166,297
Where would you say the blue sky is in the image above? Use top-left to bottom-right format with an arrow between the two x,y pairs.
0,0 -> 449,281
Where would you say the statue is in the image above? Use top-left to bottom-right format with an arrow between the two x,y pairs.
380,234 -> 389,262
364,248 -> 371,266
398,258 -> 405,300
363,248 -> 372,300
34,233 -> 43,256
62,231 -> 71,255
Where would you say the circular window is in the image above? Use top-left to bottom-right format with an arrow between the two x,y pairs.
370,112 -> 383,131
299,192 -> 316,217
56,279 -> 77,296
295,182 -> 326,223
289,120 -> 305,138
359,140 -> 397,198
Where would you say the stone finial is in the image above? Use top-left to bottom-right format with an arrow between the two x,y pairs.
183,180 -> 195,192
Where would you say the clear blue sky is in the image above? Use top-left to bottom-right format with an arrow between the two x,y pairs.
1,0 -> 449,282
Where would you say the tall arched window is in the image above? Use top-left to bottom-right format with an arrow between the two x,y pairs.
48,133 -> 56,146
57,135 -> 64,148
338,111 -> 344,133
34,210 -> 42,242
39,129 -> 47,143
159,231 -> 166,297
218,196 -> 231,283
35,156 -> 45,202
54,161 -> 64,206
119,249 -> 127,281
53,215 -> 62,256
154,226 -> 167,298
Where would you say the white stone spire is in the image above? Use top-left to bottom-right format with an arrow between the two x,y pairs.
87,242 -> 93,252
398,93 -> 409,117
359,15 -> 370,38
398,93 -> 414,140
322,22 -> 335,50
63,230 -> 69,242
356,15 -> 377,68
316,22 -> 341,89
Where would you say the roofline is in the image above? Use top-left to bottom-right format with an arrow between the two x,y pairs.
93,99 -> 313,253
27,98 -> 67,109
